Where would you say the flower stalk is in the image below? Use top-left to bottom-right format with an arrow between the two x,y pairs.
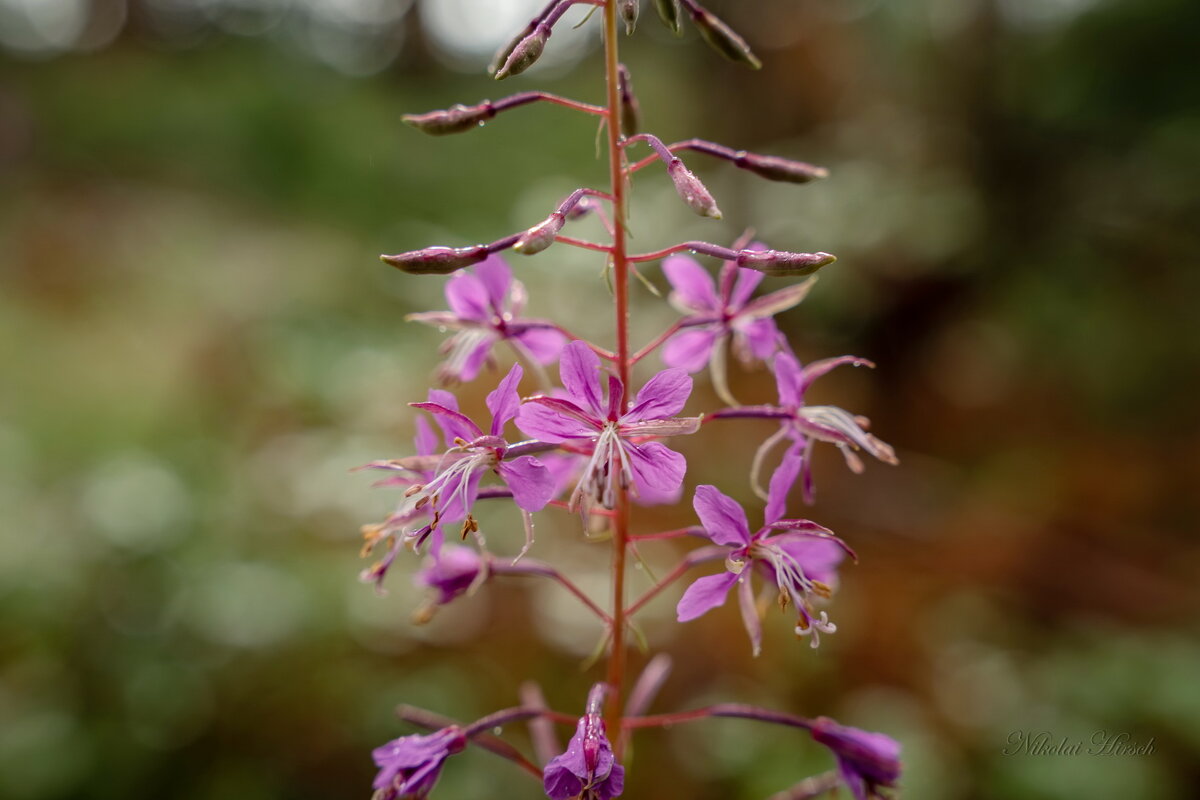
358,2 -> 904,798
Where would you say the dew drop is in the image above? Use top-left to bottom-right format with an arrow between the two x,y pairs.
493,726 -> 503,735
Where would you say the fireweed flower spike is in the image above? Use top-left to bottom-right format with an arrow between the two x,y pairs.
543,684 -> 625,800
407,254 -> 566,384
356,1 -> 905,796
661,249 -> 816,404
810,717 -> 902,800
371,726 -> 467,800
676,477 -> 856,653
516,340 -> 700,515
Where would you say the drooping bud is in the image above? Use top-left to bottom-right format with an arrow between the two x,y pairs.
381,245 -> 490,275
619,0 -> 640,34
495,23 -> 550,80
513,213 -> 565,255
617,64 -> 640,138
689,5 -> 762,69
736,248 -> 837,276
653,0 -> 682,34
490,21 -> 534,76
667,158 -> 722,219
734,151 -> 829,183
402,102 -> 496,136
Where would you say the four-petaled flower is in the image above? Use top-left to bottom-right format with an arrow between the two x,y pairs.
361,364 -> 555,558
516,340 -> 700,514
408,254 -> 566,384
676,464 -> 855,654
372,726 -> 467,800
661,251 -> 814,404
543,685 -> 625,800
810,717 -> 902,800
746,348 -> 898,505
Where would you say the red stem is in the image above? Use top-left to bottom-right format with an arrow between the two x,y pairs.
630,320 -> 683,365
600,0 -> 632,754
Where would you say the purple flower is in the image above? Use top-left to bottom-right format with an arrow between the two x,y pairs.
661,251 -> 814,403
408,254 -> 566,384
810,717 -> 901,800
361,364 -> 555,557
755,348 -> 898,504
676,469 -> 855,654
371,726 -> 467,800
411,544 -> 486,623
516,341 -> 700,513
543,685 -> 624,800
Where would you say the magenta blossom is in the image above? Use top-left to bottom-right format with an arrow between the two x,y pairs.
408,254 -> 566,383
810,717 -> 902,800
763,348 -> 897,503
676,465 -> 855,654
361,364 -> 555,557
543,684 -> 624,800
661,251 -> 814,404
411,544 -> 486,624
372,726 -> 466,800
516,341 -> 700,513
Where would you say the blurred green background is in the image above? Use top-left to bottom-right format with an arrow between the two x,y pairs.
2,1 -> 1198,798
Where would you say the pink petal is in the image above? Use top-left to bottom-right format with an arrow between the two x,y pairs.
473,254 -> 513,312
676,572 -> 739,622
445,272 -> 490,321
662,328 -> 720,373
455,333 -> 495,383
624,368 -> 692,422
663,254 -> 719,313
737,318 -> 780,361
626,440 -> 686,496
797,355 -> 875,397
729,266 -> 765,308
413,416 -> 439,459
515,401 -> 596,444
412,399 -> 483,442
498,456 -> 555,512
512,325 -> 567,364
765,439 -> 804,523
486,363 -> 524,436
692,485 -> 752,547
559,340 -> 607,417
773,348 -> 805,407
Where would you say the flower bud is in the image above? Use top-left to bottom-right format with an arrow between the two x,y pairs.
667,158 -> 722,219
734,151 -> 829,183
513,213 -> 564,255
653,0 -> 682,34
736,248 -> 837,276
617,64 -> 640,138
495,24 -> 549,80
689,6 -> 762,69
619,0 -> 640,34
402,103 -> 495,136
381,245 -> 490,275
